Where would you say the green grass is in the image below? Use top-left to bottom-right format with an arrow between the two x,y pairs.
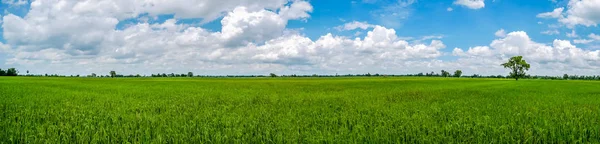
1,77 -> 599,143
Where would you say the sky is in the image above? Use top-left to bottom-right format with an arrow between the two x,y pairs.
0,0 -> 599,76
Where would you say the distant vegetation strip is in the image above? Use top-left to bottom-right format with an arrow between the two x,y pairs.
2,67 -> 599,81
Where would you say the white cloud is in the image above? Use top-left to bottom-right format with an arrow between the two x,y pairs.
219,7 -> 288,46
278,0 -> 314,20
536,7 -> 564,19
541,30 -> 560,35
573,39 -> 593,44
454,31 -> 600,75
537,0 -> 600,27
589,33 -> 600,40
574,33 -> 600,44
1,0 -> 28,6
453,46 -> 493,57
495,29 -> 506,37
454,0 -> 485,9
354,31 -> 363,36
2,0 -> 453,75
3,0 -> 600,76
334,21 -> 375,31
560,0 -> 600,27
447,7 -> 454,11
566,30 -> 578,38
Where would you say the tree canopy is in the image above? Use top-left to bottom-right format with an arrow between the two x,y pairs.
501,56 -> 530,81
454,70 -> 462,77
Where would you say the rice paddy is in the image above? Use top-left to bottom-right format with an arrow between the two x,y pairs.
1,77 -> 599,143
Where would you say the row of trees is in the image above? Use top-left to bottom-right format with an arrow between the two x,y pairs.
150,72 -> 194,77
0,56 -> 592,81
412,70 -> 462,77
0,68 -> 19,76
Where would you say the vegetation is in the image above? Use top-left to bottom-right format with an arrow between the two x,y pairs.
1,77 -> 599,143
0,68 -> 18,76
501,56 -> 531,81
440,70 -> 450,77
110,71 -> 117,78
454,70 -> 462,77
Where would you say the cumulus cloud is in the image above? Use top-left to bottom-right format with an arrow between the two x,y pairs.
454,31 -> 600,75
537,0 -> 600,27
1,0 -> 453,75
574,33 -> 600,44
219,7 -> 288,46
454,0 -> 485,9
453,46 -> 493,57
3,0 -> 600,76
495,29 -> 506,37
278,0 -> 314,20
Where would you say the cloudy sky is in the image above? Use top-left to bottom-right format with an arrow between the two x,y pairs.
0,0 -> 599,76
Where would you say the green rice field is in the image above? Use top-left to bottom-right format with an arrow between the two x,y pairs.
1,77 -> 599,143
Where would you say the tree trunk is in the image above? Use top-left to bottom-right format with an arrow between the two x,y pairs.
516,77 -> 519,81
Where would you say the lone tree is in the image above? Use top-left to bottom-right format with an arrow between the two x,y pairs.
110,71 -> 117,78
454,70 -> 462,77
501,56 -> 530,81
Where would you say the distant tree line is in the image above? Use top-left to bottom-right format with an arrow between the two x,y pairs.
5,63 -> 600,81
0,68 -> 18,76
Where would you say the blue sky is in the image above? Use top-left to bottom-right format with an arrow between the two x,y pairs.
0,0 -> 599,76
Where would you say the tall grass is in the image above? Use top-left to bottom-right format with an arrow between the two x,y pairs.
1,77 -> 599,143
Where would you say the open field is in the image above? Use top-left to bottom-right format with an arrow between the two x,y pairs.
1,77 -> 599,143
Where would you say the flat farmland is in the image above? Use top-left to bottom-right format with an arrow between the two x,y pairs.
1,77 -> 599,143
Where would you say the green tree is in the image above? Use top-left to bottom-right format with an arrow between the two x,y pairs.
501,56 -> 530,81
188,72 -> 194,77
454,70 -> 462,77
563,74 -> 569,80
110,71 -> 117,78
6,68 -> 18,76
270,73 -> 278,77
441,70 -> 450,77
0,69 -> 5,76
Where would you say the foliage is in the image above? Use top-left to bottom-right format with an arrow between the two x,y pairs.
270,73 -> 278,77
110,71 -> 117,78
440,70 -> 450,77
454,70 -> 462,77
0,68 -> 18,76
501,56 -> 531,81
1,77 -> 600,143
